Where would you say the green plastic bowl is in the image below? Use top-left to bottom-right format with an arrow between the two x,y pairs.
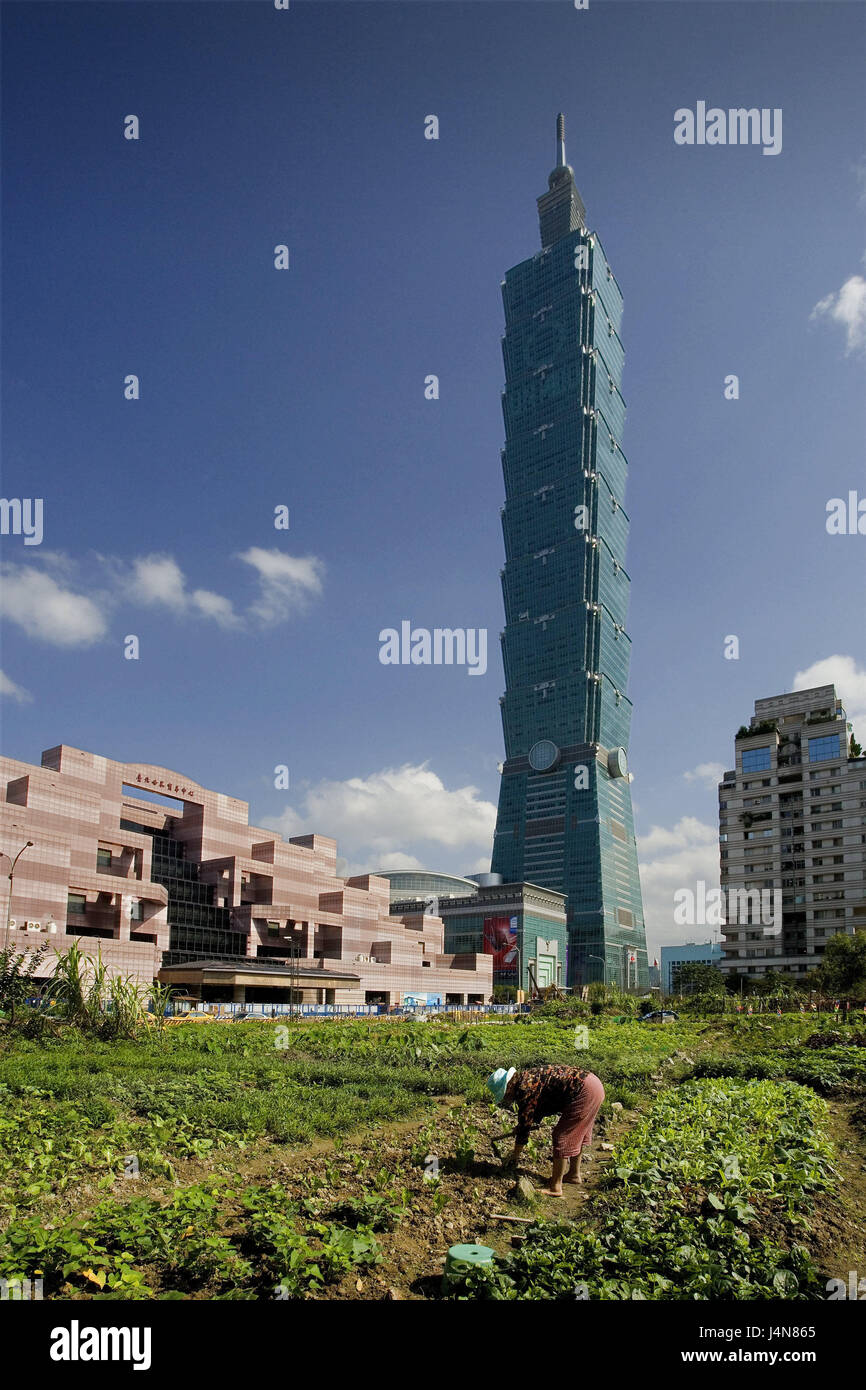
442,1243 -> 495,1291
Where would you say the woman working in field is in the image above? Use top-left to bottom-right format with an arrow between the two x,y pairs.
487,1063 -> 605,1198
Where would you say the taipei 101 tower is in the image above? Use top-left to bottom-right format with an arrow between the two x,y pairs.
490,116 -> 648,990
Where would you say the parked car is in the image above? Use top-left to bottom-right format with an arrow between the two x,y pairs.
641,1009 -> 679,1023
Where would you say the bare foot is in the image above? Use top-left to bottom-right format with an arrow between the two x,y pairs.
563,1175 -> 584,1185
540,1187 -> 564,1197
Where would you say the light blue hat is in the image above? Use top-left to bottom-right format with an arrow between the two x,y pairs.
486,1067 -> 516,1106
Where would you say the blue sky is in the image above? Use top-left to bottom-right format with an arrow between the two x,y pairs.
2,1 -> 864,956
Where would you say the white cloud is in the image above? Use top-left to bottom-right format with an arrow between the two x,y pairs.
130,555 -> 187,609
637,815 -> 718,859
1,549 -> 323,656
811,272 -> 866,353
793,654 -> 866,735
190,588 -> 238,626
637,816 -> 721,954
127,555 -> 239,628
683,761 -> 726,788
0,670 -> 32,703
466,854 -> 493,874
370,850 -> 426,872
262,762 -> 496,876
238,548 -> 325,625
0,565 -> 107,647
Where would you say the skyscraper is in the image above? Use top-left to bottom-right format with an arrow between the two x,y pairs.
491,116 -> 648,990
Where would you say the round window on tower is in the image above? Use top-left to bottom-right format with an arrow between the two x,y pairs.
608,747 -> 628,779
528,740 -> 560,773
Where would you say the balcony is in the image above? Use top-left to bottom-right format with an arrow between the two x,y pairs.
736,721 -> 778,740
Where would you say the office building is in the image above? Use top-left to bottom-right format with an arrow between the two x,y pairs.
384,871 -> 567,994
660,941 -> 722,995
490,114 -> 648,988
0,744 -> 492,1006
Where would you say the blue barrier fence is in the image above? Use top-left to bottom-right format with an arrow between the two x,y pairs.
160,1001 -> 529,1019
23,998 -> 529,1020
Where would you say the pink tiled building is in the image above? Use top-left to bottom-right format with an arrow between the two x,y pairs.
0,745 -> 492,1007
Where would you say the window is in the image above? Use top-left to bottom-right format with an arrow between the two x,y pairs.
808,734 -> 841,763
129,900 -> 144,922
97,848 -> 112,871
67,893 -> 87,915
742,747 -> 771,773
267,922 -> 280,937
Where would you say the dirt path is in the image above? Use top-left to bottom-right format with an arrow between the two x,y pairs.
313,1099 -> 637,1300
806,1101 -> 866,1279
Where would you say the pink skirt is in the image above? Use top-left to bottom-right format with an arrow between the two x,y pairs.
551,1072 -> 605,1158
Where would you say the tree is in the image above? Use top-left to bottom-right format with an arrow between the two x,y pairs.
0,942 -> 50,1023
675,963 -> 726,996
818,933 -> 866,995
753,971 -> 797,998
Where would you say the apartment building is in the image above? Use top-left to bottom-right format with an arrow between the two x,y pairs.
718,685 -> 866,980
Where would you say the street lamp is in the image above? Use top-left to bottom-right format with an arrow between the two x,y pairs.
588,953 -> 608,985
2,842 -> 34,953
611,942 -> 636,991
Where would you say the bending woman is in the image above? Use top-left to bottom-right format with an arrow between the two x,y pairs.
487,1063 -> 605,1197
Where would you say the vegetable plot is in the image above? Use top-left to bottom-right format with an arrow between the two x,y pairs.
446,1078 -> 836,1301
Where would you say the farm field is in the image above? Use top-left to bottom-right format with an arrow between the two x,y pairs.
1,1014 -> 865,1301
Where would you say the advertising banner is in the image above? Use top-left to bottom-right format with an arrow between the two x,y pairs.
483,915 -> 519,977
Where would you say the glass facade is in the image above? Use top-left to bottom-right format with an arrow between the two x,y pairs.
741,746 -> 772,773
375,870 -> 479,902
442,905 -> 567,994
808,734 -> 843,763
490,122 -> 648,989
120,819 -> 246,964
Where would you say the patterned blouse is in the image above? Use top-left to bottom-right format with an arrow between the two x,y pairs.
504,1064 -> 589,1145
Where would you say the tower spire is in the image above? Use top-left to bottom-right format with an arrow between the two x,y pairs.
537,112 -> 586,248
556,112 -> 566,169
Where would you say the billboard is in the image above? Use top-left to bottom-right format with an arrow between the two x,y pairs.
483,915 -> 519,978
